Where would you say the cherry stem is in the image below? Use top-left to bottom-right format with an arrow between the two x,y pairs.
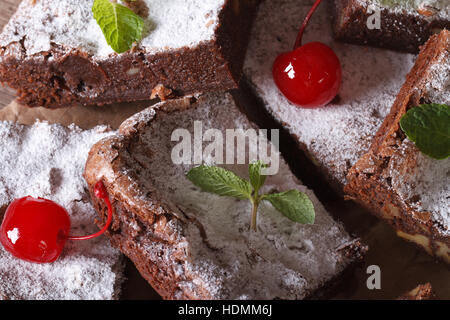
67,181 -> 113,241
293,0 -> 322,49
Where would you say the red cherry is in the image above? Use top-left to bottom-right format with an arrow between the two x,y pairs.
272,0 -> 342,108
272,42 -> 341,108
0,180 -> 113,264
0,196 -> 71,263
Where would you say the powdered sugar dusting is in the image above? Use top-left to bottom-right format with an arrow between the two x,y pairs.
0,121 -> 123,300
424,48 -> 450,104
389,141 -> 450,235
244,0 -> 416,186
119,93 -> 362,299
0,0 -> 225,58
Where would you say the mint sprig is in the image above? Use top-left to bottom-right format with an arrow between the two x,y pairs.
186,161 -> 315,231
92,0 -> 144,54
399,103 -> 450,160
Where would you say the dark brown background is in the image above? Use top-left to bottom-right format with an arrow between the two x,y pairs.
0,0 -> 448,300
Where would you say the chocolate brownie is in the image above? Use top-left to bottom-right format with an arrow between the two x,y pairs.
243,0 -> 416,192
345,30 -> 450,263
0,0 -> 260,108
332,0 -> 450,53
84,92 -> 366,300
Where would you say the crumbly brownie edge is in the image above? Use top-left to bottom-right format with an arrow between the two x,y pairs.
0,0 -> 260,108
90,192 -> 208,300
84,96 -> 367,300
344,32 -> 450,264
331,0 -> 450,53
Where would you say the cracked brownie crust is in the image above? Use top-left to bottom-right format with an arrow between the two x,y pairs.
0,0 -> 260,108
345,30 -> 450,263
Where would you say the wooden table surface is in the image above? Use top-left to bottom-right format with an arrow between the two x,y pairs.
0,0 -> 448,301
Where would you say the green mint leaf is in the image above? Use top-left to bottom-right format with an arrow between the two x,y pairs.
186,165 -> 252,200
248,161 -> 267,194
263,190 -> 315,224
399,103 -> 450,160
92,0 -> 144,54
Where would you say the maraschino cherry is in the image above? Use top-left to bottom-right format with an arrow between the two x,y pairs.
0,181 -> 112,263
272,0 -> 342,108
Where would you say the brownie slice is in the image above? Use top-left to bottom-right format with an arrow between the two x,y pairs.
84,92 -> 366,300
0,0 -> 260,108
243,0 -> 416,192
0,121 -> 124,299
332,0 -> 450,53
345,30 -> 450,263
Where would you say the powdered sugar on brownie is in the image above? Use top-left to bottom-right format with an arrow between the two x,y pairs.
0,121 -> 123,300
244,0 -> 416,186
118,93 -> 363,299
0,0 -> 225,58
424,49 -> 450,104
388,140 -> 450,235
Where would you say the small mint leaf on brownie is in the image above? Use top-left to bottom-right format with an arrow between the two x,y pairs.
92,0 -> 144,54
399,103 -> 450,160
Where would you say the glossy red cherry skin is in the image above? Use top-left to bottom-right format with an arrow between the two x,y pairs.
272,42 -> 342,108
0,196 -> 71,263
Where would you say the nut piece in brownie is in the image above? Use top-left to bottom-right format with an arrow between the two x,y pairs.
397,283 -> 435,300
345,30 -> 450,263
0,121 -> 123,300
0,0 -> 260,108
84,92 -> 366,300
332,0 -> 450,53
244,0 -> 416,191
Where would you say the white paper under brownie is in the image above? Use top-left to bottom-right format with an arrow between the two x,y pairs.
0,121 -> 123,300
